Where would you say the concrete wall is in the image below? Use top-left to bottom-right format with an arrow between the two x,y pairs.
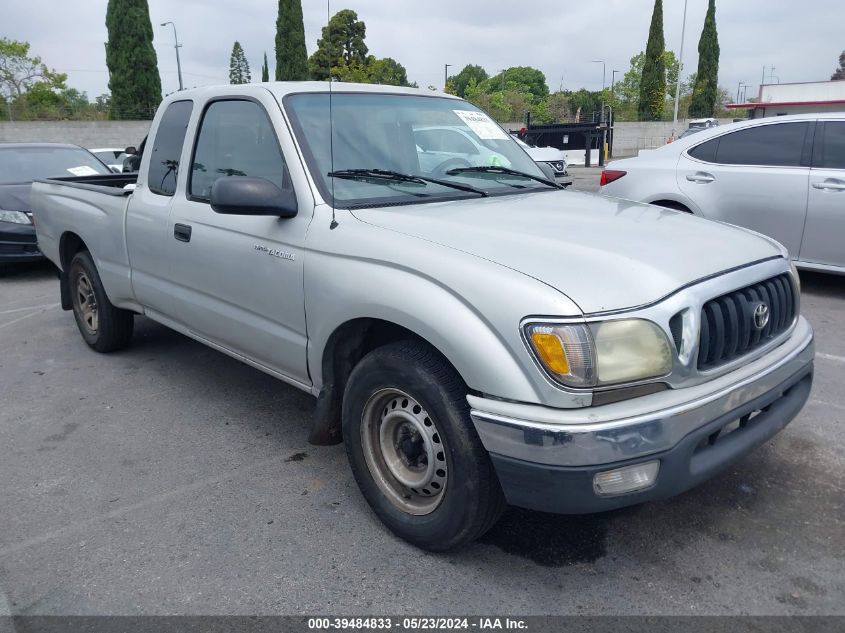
0,121 -> 151,149
611,119 -> 736,157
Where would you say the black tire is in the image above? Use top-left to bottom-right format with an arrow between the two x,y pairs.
342,340 -> 505,551
68,250 -> 134,352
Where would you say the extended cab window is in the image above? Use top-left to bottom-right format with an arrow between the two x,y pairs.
714,122 -> 808,167
147,100 -> 193,196
190,100 -> 291,201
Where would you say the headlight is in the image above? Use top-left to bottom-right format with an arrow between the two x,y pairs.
0,210 -> 32,224
526,319 -> 673,388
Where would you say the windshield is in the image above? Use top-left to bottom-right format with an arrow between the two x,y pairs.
93,150 -> 128,163
0,146 -> 112,184
285,92 -> 548,208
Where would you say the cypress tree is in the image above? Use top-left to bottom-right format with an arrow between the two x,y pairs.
638,0 -> 666,121
275,0 -> 308,80
689,0 -> 720,118
105,0 -> 162,120
262,52 -> 270,82
229,41 -> 251,84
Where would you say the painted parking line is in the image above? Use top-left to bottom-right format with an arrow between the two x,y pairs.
0,302 -> 60,315
0,304 -> 59,330
816,352 -> 845,364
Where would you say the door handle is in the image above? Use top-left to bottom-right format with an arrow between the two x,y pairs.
686,172 -> 715,184
812,179 -> 845,191
174,223 -> 192,242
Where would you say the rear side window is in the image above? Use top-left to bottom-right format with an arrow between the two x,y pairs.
147,100 -> 193,196
688,138 -> 718,163
189,100 -> 291,200
818,121 -> 845,169
714,122 -> 808,167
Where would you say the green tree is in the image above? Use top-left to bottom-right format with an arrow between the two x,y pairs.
275,0 -> 308,80
616,49 -> 679,120
688,0 -> 720,118
261,52 -> 270,82
486,66 -> 549,102
105,0 -> 161,120
309,9 -> 368,81
332,56 -> 412,87
448,64 -> 488,98
638,0 -> 666,121
0,38 -> 64,101
830,51 -> 845,80
229,41 -> 251,84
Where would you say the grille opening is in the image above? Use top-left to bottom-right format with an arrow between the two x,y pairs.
669,312 -> 684,352
698,274 -> 796,370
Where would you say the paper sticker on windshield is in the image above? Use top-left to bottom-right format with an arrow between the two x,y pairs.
453,110 -> 509,140
67,166 -> 100,176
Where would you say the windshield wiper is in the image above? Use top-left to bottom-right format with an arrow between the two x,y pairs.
327,169 -> 488,197
445,166 -> 563,189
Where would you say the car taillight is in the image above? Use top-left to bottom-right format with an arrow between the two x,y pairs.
600,170 -> 627,187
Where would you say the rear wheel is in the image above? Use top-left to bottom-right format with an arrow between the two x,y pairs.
655,200 -> 693,214
69,251 -> 134,352
343,340 -> 505,551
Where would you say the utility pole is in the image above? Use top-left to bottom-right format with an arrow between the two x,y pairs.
592,60 -> 605,122
161,21 -> 184,91
671,0 -> 689,140
444,64 -> 451,92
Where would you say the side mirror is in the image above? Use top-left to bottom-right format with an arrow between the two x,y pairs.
125,146 -> 137,155
210,176 -> 298,218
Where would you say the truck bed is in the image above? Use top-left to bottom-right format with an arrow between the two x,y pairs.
35,172 -> 138,196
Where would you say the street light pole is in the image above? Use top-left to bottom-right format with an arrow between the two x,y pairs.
161,21 -> 184,91
671,0 -> 689,140
444,64 -> 451,92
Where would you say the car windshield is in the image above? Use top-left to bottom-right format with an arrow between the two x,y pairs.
285,92 -> 550,208
93,150 -> 128,163
0,146 -> 112,184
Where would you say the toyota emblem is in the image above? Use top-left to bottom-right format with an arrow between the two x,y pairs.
752,303 -> 770,331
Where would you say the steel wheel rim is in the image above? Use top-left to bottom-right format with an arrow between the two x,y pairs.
361,388 -> 448,515
73,271 -> 98,335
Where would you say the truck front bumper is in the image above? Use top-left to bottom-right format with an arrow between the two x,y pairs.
469,317 -> 814,514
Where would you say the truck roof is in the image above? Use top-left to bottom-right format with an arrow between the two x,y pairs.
161,81 -> 461,105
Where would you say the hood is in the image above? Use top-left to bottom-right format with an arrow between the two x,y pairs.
351,190 -> 783,314
524,146 -> 566,162
0,183 -> 32,213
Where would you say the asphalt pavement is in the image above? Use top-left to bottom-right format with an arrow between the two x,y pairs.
0,175 -> 843,615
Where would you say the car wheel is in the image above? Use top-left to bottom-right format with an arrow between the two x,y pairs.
656,201 -> 693,214
343,340 -> 505,551
69,251 -> 134,352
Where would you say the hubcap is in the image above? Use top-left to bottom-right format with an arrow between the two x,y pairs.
361,389 -> 448,515
74,272 -> 98,335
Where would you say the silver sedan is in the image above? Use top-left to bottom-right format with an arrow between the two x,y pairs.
601,113 -> 845,275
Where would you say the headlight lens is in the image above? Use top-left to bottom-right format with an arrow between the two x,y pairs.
0,210 -> 32,224
526,319 -> 672,388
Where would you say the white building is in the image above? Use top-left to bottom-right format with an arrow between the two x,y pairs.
728,80 -> 845,118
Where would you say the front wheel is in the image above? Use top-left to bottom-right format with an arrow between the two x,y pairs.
342,341 -> 505,551
69,251 -> 134,352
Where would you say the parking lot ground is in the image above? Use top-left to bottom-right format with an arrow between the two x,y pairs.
1,259 -> 843,616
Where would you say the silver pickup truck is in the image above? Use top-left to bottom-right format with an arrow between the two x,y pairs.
31,83 -> 814,551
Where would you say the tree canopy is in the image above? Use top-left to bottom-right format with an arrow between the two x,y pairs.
639,0 -> 666,121
261,52 -> 270,82
275,0 -> 308,80
229,42 -> 251,84
309,9 -> 368,81
447,65 -> 488,98
105,0 -> 161,119
688,0 -> 720,118
831,51 -> 845,80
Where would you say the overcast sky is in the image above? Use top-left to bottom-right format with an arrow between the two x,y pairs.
5,0 -> 843,102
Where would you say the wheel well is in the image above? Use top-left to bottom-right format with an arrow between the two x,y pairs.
308,318 -> 457,445
59,232 -> 88,270
652,199 -> 693,214
58,232 -> 88,310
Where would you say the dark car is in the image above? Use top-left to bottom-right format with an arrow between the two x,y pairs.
0,143 -> 111,268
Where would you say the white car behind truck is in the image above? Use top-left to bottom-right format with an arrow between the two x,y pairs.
31,83 -> 814,550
